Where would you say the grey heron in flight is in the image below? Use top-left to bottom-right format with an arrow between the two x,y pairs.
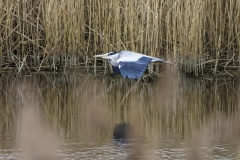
94,50 -> 169,79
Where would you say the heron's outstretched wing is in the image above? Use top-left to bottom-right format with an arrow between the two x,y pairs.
118,57 -> 152,79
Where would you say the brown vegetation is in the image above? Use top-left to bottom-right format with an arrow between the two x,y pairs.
0,0 -> 240,76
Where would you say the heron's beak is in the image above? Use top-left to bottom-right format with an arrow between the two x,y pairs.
93,53 -> 110,59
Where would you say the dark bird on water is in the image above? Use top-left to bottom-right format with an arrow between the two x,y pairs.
94,50 -> 170,79
113,122 -> 134,141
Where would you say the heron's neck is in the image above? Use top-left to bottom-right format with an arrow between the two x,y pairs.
109,59 -> 118,67
109,54 -> 119,67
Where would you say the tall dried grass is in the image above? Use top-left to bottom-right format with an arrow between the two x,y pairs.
0,0 -> 240,76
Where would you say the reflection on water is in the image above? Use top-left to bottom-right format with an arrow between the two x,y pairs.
0,72 -> 239,159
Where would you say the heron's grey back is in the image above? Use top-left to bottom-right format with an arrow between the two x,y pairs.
118,51 -> 164,63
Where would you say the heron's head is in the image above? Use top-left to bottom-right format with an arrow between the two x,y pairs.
93,52 -> 119,60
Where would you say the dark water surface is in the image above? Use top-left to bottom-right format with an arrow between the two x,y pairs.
0,72 -> 239,159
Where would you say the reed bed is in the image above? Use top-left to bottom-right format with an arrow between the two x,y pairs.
0,0 -> 240,76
